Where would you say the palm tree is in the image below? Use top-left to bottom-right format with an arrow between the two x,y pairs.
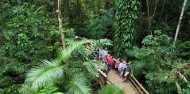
20,39 -> 113,94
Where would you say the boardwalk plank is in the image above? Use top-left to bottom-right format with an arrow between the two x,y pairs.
107,70 -> 140,94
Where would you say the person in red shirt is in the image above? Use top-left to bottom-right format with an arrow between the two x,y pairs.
108,56 -> 114,65
105,54 -> 110,65
105,54 -> 114,74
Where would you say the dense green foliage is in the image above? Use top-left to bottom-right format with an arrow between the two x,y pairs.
88,9 -> 114,39
130,30 -> 190,93
98,84 -> 125,94
19,39 -> 107,94
1,5 -> 58,62
0,1 -> 59,93
0,0 -> 190,94
113,0 -> 138,56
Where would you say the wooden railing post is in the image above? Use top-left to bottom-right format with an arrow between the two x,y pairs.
98,69 -> 108,86
129,74 -> 149,94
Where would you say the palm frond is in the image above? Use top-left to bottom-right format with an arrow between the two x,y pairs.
25,59 -> 64,89
59,39 -> 92,62
94,39 -> 112,47
65,39 -> 76,45
67,73 -> 92,94
77,45 -> 91,59
83,61 -> 103,79
38,84 -> 63,94
19,84 -> 38,94
98,84 -> 125,94
52,92 -> 64,94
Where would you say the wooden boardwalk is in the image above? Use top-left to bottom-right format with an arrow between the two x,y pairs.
98,69 -> 149,94
107,70 -> 140,94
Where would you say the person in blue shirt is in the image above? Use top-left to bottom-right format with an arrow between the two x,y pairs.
118,60 -> 126,77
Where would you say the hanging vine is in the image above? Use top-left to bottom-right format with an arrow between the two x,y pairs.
113,0 -> 138,56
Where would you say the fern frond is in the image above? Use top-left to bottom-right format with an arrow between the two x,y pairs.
19,84 -> 37,94
52,92 -> 64,94
25,59 -> 64,89
38,84 -> 63,94
59,39 -> 92,62
98,84 -> 125,94
67,74 -> 91,94
83,61 -> 102,79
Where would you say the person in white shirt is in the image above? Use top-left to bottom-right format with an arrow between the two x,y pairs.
118,60 -> 126,77
102,48 -> 108,57
98,48 -> 103,60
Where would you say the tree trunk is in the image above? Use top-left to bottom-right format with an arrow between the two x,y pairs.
173,0 -> 188,45
76,0 -> 81,18
45,1 -> 49,18
105,0 -> 110,9
64,0 -> 69,18
56,0 -> 66,49
146,0 -> 152,35
159,0 -> 166,21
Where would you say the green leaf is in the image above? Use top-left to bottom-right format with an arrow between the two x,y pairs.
25,60 -> 64,89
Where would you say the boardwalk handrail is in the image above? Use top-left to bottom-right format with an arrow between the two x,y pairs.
98,69 -> 107,78
97,69 -> 112,84
98,69 -> 149,94
129,74 -> 149,94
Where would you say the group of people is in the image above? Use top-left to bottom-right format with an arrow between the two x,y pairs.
98,48 -> 132,82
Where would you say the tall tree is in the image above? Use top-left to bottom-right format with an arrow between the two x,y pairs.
145,0 -> 159,35
57,0 -> 66,49
76,0 -> 82,18
113,0 -> 138,57
173,0 -> 188,45
63,0 -> 69,19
